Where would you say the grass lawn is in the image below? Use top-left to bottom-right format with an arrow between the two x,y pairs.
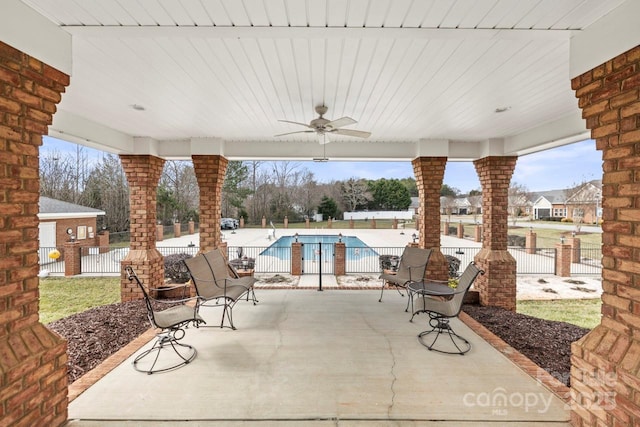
517,299 -> 601,329
39,277 -> 120,324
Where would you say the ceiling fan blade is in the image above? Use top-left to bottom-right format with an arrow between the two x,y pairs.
278,119 -> 313,129
274,130 -> 315,137
333,129 -> 371,138
326,117 -> 356,129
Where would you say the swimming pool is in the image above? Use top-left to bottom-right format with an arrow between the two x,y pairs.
260,234 -> 378,261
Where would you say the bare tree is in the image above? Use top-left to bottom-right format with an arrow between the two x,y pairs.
83,154 -> 129,232
40,147 -> 90,204
342,177 -> 371,212
441,196 -> 458,221
158,161 -> 199,224
508,182 -> 532,226
467,191 -> 482,222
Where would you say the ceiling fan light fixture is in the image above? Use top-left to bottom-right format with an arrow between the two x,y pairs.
495,106 -> 511,113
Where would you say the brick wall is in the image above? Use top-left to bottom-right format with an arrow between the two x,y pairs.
192,155 -> 228,252
119,155 -> 165,302
570,45 -> 640,426
412,157 -> 448,280
0,41 -> 69,426
473,156 -> 518,311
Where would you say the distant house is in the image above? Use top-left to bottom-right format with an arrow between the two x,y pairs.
531,180 -> 601,223
38,197 -> 106,250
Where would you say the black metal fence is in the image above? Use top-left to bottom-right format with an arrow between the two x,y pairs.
38,243 -> 602,277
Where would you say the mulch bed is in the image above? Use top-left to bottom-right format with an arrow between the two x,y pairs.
47,301 -> 589,386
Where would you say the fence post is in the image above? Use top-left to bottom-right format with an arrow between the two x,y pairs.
474,224 -> 482,242
569,236 -> 581,263
334,242 -> 346,275
305,217 -> 310,229
392,217 -> 398,229
284,216 -> 288,228
442,221 -> 450,235
555,242 -> 572,277
240,216 -> 245,228
371,218 -> 376,229
188,220 -> 195,234
328,217 -> 332,229
173,221 -> 181,238
349,218 -> 354,229
526,228 -> 537,254
291,242 -> 302,275
64,241 -> 81,276
156,222 -> 163,242
457,221 -> 464,239
262,215 -> 266,228
98,230 -> 109,254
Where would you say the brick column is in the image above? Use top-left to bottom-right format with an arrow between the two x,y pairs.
188,220 -> 195,234
98,230 -> 109,253
569,236 -> 581,263
119,155 -> 165,302
334,242 -> 346,276
173,221 -> 181,238
0,41 -> 69,427
555,242 -> 571,277
412,157 -> 448,281
457,222 -> 464,238
474,224 -> 482,242
570,45 -> 640,426
156,222 -> 163,241
240,216 -> 245,228
192,155 -> 228,252
328,217 -> 332,228
63,241 -> 81,276
473,156 -> 518,311
526,229 -> 537,254
371,218 -> 376,229
291,242 -> 302,275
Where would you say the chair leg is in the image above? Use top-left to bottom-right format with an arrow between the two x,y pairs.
417,315 -> 471,355
133,329 -> 197,374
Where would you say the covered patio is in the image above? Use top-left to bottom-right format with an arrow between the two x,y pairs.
1,1 -> 640,425
66,290 -> 569,426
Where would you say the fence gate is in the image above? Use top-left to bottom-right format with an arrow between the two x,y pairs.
301,242 -> 335,275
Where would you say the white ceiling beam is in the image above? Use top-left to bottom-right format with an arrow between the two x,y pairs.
570,0 -> 640,78
49,110 -> 134,154
62,25 -> 574,42
1,0 -> 71,74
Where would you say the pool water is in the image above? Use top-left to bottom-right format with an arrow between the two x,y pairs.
260,234 -> 378,260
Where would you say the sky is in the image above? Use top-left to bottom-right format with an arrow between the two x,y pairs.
41,137 -> 601,194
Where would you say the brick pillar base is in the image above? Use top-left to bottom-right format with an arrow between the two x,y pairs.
120,249 -> 164,302
425,249 -> 449,281
473,249 -> 516,311
334,242 -> 346,275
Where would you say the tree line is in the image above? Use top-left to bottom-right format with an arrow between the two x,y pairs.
39,149 -> 418,232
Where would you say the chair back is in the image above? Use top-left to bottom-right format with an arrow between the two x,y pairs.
202,249 -> 232,284
448,262 -> 484,316
124,266 -> 158,328
183,255 -> 222,299
397,247 -> 432,282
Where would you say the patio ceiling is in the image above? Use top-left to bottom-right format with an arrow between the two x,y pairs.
7,0 -> 639,162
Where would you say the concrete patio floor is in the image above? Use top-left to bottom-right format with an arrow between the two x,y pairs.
66,289 -> 570,426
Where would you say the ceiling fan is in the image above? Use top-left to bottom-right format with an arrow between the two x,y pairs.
275,105 -> 371,144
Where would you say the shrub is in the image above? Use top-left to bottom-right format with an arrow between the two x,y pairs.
164,253 -> 193,283
508,235 -> 526,247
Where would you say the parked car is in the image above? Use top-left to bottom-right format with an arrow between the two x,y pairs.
221,218 -> 238,230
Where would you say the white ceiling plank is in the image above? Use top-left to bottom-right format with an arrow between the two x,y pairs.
493,0 -> 540,29
440,0 -> 487,29
242,0 -> 270,26
199,0 -> 233,26
133,0 -> 175,25
179,0 -> 215,26
401,0 -> 435,28
456,0 -> 500,28
553,0 -> 626,29
379,0 -> 412,28
285,0 -> 307,26
76,1 -> 131,26
220,0 -> 252,26
516,0 -> 581,30
362,0 -> 390,27
263,0 -> 288,26
116,0 -> 157,26
308,38 -> 327,112
420,1 -> 456,28
307,0 -> 328,27
20,0 -> 74,25
63,0 -> 102,25
345,0 -> 370,27
326,0 -> 349,27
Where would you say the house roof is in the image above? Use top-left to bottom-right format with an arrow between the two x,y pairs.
39,197 -> 105,219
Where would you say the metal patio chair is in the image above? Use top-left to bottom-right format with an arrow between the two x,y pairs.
378,246 -> 432,303
183,250 -> 253,330
125,266 -> 205,374
410,262 -> 484,355
204,249 -> 258,305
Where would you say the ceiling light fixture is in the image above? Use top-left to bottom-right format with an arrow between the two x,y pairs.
131,104 -> 146,111
495,106 -> 511,113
